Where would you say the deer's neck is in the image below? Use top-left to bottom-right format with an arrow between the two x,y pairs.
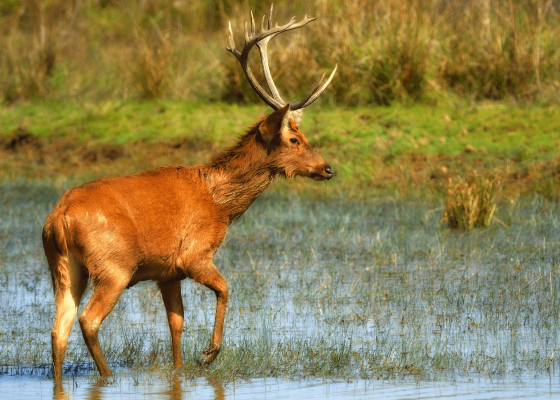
204,130 -> 274,224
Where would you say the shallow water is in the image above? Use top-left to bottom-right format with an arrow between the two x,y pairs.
1,183 -> 560,395
1,373 -> 560,399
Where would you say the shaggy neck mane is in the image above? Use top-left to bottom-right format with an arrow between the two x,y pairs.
202,118 -> 277,224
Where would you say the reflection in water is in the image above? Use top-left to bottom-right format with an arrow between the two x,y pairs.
49,371 -> 227,400
136,372 -> 226,400
1,372 -> 560,399
158,371 -> 184,400
84,380 -> 103,400
53,381 -> 68,400
208,378 -> 225,400
157,373 -> 225,400
54,377 -> 104,400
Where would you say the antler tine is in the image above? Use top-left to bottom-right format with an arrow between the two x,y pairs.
226,12 -> 296,110
256,5 -> 317,104
243,21 -> 249,44
226,6 -> 336,112
226,21 -> 240,57
290,73 -> 325,110
291,64 -> 338,110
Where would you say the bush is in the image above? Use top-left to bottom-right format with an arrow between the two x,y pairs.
442,171 -> 501,231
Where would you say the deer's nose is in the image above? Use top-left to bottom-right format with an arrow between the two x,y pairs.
325,166 -> 334,180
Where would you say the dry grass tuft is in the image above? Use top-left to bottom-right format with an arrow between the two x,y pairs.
0,0 -> 74,102
442,171 -> 501,231
128,26 -> 170,100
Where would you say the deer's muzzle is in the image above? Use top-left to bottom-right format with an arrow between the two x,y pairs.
311,165 -> 334,181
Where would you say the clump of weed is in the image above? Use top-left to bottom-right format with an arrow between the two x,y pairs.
438,0 -> 557,100
353,0 -> 432,105
442,171 -> 501,231
0,1 -> 70,102
1,38 -> 57,103
128,20 -> 170,100
120,2 -> 223,101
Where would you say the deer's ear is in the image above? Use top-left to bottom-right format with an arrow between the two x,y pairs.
259,104 -> 290,143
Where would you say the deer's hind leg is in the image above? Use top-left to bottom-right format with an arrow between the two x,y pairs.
78,268 -> 131,377
50,254 -> 89,380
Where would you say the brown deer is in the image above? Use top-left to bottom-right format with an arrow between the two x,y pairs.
42,5 -> 336,379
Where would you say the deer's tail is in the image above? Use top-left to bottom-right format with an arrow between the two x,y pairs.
42,213 -> 71,294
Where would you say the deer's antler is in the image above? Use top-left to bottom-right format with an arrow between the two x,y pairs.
226,4 -> 337,111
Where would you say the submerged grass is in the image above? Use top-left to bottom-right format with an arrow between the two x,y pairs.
0,181 -> 559,382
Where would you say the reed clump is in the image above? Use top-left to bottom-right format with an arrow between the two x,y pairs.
442,171 -> 501,231
0,0 -> 70,102
128,24 -> 170,100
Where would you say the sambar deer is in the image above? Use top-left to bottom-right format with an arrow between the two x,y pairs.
42,5 -> 336,379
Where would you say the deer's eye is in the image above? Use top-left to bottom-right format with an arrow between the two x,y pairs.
290,138 -> 298,144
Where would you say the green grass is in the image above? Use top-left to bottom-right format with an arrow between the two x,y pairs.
3,100 -> 559,156
1,101 -> 559,199
0,101 -> 260,143
1,182 -> 559,381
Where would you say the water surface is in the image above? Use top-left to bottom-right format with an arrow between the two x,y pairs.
1,183 -> 559,396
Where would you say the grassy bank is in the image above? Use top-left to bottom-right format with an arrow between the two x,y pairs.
1,101 -> 559,200
1,0 -> 559,105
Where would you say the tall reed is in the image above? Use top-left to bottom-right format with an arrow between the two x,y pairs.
0,0 -> 558,104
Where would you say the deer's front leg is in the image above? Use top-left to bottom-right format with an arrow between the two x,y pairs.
158,280 -> 184,368
193,261 -> 229,365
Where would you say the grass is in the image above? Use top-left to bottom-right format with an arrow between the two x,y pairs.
0,0 -> 559,105
0,181 -> 559,382
442,171 -> 501,231
1,100 -> 559,199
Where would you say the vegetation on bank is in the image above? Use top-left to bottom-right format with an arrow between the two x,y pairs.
1,101 -> 559,201
0,0 -> 559,105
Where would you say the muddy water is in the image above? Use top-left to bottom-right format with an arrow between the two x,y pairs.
1,373 -> 560,399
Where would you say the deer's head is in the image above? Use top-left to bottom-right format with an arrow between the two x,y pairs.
257,105 -> 333,181
226,4 -> 336,182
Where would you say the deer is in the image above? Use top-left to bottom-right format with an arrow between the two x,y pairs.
42,4 -> 336,380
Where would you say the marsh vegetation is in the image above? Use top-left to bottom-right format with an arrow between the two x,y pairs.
1,0 -> 559,105
1,182 -> 559,383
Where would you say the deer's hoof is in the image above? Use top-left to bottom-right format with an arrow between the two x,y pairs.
196,344 -> 220,365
